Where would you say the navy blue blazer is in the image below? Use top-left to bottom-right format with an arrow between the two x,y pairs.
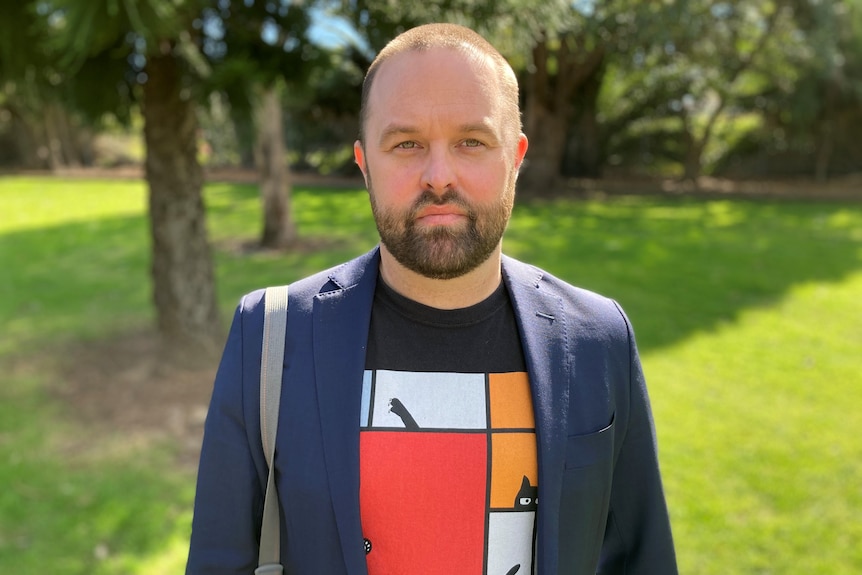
187,247 -> 677,575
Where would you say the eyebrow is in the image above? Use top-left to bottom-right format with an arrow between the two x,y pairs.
377,122 -> 501,147
378,124 -> 420,147
459,122 -> 499,141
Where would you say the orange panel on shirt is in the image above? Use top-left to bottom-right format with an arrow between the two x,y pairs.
490,433 -> 539,509
489,372 -> 535,429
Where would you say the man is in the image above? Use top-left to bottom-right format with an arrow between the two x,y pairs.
187,23 -> 677,575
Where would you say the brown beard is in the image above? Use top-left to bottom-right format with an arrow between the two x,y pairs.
368,177 -> 514,280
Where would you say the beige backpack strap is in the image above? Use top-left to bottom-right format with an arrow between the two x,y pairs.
256,285 -> 288,574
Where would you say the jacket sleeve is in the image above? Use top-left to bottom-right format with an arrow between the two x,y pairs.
186,297 -> 266,575
598,303 -> 678,574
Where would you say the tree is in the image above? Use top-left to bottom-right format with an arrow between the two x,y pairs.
486,1 -> 687,189
256,81 -> 297,248
582,0 -> 815,181
142,40 -> 220,355
561,57 -> 606,178
672,1 -> 796,180
53,0 -> 222,355
519,29 -> 606,191
0,2 -> 95,169
203,1 -> 315,249
786,0 -> 862,180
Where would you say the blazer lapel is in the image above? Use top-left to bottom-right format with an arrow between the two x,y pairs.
503,256 -> 570,575
312,250 -> 380,575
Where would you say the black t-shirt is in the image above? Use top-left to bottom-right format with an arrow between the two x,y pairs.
360,277 -> 538,575
365,277 -> 527,373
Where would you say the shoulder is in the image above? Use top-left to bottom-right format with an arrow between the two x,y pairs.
235,247 -> 381,317
228,248 -> 380,330
502,255 -> 633,341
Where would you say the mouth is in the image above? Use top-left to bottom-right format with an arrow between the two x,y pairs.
413,204 -> 470,226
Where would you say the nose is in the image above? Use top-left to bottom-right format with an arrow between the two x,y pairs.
421,145 -> 456,193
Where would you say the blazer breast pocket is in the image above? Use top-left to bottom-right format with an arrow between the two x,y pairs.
564,417 -> 615,470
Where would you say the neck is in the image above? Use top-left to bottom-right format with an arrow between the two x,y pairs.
378,244 -> 503,310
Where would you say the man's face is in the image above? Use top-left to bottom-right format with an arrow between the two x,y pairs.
355,47 -> 528,280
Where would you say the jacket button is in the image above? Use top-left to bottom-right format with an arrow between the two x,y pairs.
364,538 -> 372,554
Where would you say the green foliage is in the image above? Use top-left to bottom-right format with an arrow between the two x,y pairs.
609,0 -> 805,176
701,112 -> 764,171
53,0 -> 189,59
5,0 -> 862,178
1,176 -> 861,573
0,2 -> 48,81
281,49 -> 365,174
202,0 -> 317,111
336,0 -> 509,54
762,0 -> 862,157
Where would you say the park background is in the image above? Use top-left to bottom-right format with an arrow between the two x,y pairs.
1,0 -> 861,573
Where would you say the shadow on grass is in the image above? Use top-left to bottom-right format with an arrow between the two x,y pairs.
505,195 -> 862,351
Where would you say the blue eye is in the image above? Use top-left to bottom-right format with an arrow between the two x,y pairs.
396,141 -> 418,149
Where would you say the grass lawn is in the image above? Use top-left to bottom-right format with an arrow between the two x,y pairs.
1,176 -> 860,573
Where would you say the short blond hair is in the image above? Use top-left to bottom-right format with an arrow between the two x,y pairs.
359,23 -> 522,145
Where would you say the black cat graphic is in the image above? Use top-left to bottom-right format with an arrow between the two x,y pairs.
388,397 -> 419,430
514,475 -> 538,511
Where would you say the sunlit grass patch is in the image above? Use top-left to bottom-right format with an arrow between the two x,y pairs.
646,272 -> 862,574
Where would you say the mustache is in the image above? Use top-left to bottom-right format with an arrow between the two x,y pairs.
410,189 -> 475,218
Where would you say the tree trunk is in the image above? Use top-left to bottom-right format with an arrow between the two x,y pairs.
680,94 -> 725,182
815,74 -> 840,182
521,105 -> 568,194
255,83 -> 297,249
42,101 -> 65,171
814,120 -> 834,182
8,108 -> 44,168
47,102 -> 83,167
231,104 -> 256,169
142,46 -> 221,357
682,142 -> 704,181
562,64 -> 605,178
519,34 -> 605,195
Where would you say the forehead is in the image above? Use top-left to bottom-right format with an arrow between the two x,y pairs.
365,47 -> 502,136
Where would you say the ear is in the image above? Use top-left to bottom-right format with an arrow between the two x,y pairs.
513,133 -> 529,172
354,140 -> 369,186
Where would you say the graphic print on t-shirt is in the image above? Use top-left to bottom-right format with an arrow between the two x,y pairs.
360,369 -> 537,575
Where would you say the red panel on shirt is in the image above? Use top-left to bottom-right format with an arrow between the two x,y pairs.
360,431 -> 488,574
